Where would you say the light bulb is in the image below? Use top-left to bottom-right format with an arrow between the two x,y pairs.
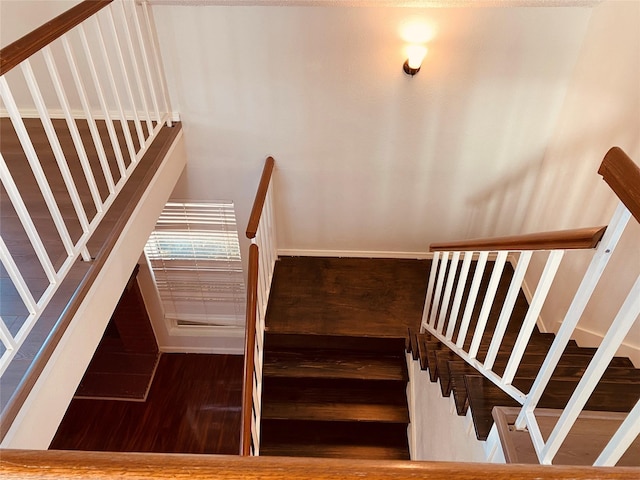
406,45 -> 427,70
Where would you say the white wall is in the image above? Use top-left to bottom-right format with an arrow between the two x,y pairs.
0,0 -> 81,47
407,354 -> 489,462
152,4 -> 592,261
524,0 -> 639,365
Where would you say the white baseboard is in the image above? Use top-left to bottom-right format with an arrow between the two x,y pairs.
277,248 -> 433,260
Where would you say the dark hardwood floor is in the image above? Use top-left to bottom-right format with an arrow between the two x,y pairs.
51,353 -> 243,454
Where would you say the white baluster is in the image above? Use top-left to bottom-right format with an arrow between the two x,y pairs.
503,250 -> 564,384
130,0 -> 161,127
142,0 -> 173,125
0,313 -> 18,375
540,275 -> 640,464
445,251 -> 473,341
484,251 -> 532,370
456,251 -> 488,348
0,153 -> 57,283
104,6 -> 146,150
93,13 -> 138,166
116,1 -> 153,137
42,46 -> 103,214
436,251 -> 460,334
516,205 -> 630,430
595,399 -> 640,466
62,36 -> 115,194
429,251 -> 450,329
0,77 -> 74,258
78,23 -> 127,181
0,235 -> 38,318
468,251 -> 508,359
421,251 -> 440,332
21,60 -> 92,262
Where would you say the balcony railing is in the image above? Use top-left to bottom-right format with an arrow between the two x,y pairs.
0,0 -> 173,434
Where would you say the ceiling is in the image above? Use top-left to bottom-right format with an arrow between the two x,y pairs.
152,2 -> 596,255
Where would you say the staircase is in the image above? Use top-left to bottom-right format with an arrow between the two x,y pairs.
255,256 -> 427,460
260,333 -> 410,459
408,259 -> 640,465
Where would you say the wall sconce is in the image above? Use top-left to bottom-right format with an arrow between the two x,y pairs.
403,44 -> 427,76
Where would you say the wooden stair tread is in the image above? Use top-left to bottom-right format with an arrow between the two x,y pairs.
266,333 -> 406,354
262,401 -> 409,423
493,407 -> 640,466
260,419 -> 409,458
261,330 -> 410,460
442,357 -> 640,397
263,350 -> 407,381
465,375 -> 640,440
259,442 -> 410,460
263,377 -> 407,405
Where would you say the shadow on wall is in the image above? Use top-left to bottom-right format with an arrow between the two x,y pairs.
462,124 -> 640,241
464,158 -> 542,239
461,137 -> 640,366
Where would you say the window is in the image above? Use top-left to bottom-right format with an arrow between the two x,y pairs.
144,201 -> 246,327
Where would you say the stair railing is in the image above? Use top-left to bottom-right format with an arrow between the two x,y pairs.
421,147 -> 639,466
241,156 -> 277,456
0,0 -> 173,380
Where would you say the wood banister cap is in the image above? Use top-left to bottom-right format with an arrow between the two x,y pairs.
430,226 -> 607,252
0,1 -> 113,76
599,147 -> 640,224
2,449 -> 639,479
246,156 -> 275,239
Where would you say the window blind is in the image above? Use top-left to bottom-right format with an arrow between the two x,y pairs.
144,202 -> 246,327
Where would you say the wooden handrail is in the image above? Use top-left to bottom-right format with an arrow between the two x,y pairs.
0,0 -> 113,76
430,226 -> 607,252
2,449 -> 639,479
240,243 -> 259,456
599,146 -> 640,224
246,156 -> 275,239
